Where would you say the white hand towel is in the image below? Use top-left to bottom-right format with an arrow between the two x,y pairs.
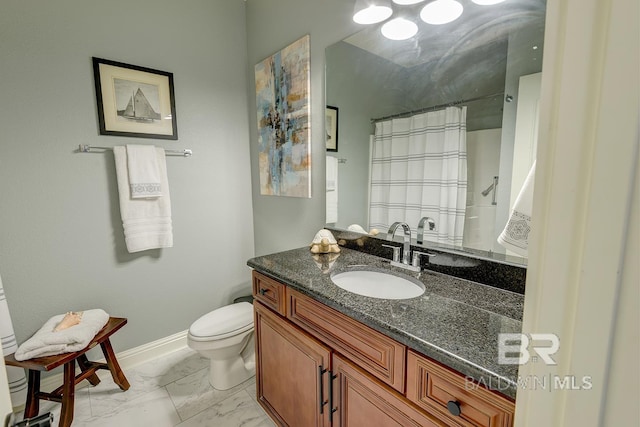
0,274 -> 27,406
14,309 -> 110,361
498,161 -> 536,256
326,156 -> 338,223
114,146 -> 173,253
126,144 -> 162,198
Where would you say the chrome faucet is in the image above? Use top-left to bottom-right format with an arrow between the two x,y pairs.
416,217 -> 436,244
383,222 -> 433,272
386,222 -> 412,265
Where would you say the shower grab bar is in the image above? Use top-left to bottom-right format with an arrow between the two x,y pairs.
78,144 -> 192,157
481,176 -> 499,205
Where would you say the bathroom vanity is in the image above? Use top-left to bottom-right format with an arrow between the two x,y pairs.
248,247 -> 523,426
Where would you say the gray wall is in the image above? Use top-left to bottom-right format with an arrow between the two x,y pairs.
245,0 -> 360,256
0,0 -> 255,352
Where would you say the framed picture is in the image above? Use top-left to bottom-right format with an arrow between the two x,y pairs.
92,57 -> 178,140
326,106 -> 338,152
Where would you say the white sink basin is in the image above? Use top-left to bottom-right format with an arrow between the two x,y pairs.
331,269 -> 425,299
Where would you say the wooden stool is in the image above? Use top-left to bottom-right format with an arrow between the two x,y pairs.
4,317 -> 130,427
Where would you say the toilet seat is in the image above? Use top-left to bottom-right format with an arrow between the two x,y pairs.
188,302 -> 253,341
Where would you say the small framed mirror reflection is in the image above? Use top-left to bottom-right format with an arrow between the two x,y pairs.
326,106 -> 339,152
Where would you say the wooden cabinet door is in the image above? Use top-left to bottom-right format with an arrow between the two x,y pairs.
332,354 -> 449,427
255,301 -> 331,427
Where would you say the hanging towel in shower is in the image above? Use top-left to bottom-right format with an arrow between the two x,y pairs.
498,161 -> 536,256
14,309 -> 110,361
0,273 -> 27,407
126,144 -> 162,198
114,146 -> 173,253
326,156 -> 338,223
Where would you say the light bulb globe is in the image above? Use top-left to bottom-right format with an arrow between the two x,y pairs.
353,5 -> 393,24
471,0 -> 506,5
420,0 -> 464,25
381,18 -> 419,40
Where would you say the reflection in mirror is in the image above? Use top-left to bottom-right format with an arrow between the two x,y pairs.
325,0 -> 546,266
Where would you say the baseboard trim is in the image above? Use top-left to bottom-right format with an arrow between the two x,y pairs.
38,329 -> 188,394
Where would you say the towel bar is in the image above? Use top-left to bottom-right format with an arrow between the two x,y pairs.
78,144 -> 192,157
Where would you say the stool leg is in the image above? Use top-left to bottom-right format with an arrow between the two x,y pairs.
100,339 -> 130,391
24,369 -> 40,419
58,360 -> 75,427
77,354 -> 101,386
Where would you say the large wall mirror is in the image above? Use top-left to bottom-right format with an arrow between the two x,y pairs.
325,0 -> 546,266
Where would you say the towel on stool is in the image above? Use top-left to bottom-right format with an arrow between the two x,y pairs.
14,309 -> 110,361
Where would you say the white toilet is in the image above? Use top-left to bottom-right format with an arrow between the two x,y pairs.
187,302 -> 256,390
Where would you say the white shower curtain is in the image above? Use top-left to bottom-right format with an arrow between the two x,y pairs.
369,106 -> 467,246
0,274 -> 27,407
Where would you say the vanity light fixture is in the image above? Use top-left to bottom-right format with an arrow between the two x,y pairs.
353,0 -> 394,24
381,17 -> 419,40
420,0 -> 464,25
355,0 -> 505,40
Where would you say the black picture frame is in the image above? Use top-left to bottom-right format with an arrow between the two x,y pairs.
326,105 -> 339,152
92,57 -> 178,140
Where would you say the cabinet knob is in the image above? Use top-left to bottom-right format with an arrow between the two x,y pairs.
259,288 -> 268,295
447,400 -> 461,416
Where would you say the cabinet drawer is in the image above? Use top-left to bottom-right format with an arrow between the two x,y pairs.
252,271 -> 286,316
406,350 -> 514,427
287,288 -> 406,393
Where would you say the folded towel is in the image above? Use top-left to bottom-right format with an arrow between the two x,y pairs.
498,161 -> 535,256
114,146 -> 173,253
326,156 -> 337,191
326,156 -> 338,223
127,144 -> 162,198
14,309 -> 110,361
0,274 -> 27,406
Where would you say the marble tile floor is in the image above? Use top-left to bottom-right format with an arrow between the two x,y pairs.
13,347 -> 276,427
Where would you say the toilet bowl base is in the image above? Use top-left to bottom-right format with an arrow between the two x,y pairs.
208,355 -> 255,390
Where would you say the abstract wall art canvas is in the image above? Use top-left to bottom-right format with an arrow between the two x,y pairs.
255,35 -> 311,198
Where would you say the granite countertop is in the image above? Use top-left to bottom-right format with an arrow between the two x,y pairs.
247,247 -> 524,399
